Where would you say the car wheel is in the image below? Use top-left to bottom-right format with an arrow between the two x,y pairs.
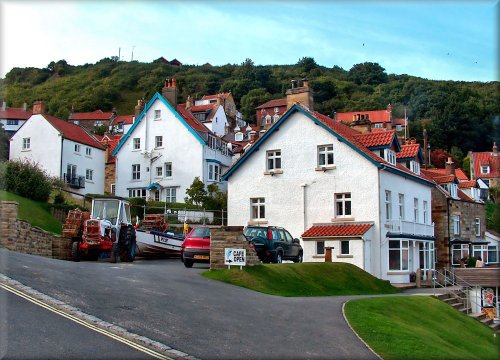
184,259 -> 194,268
275,252 -> 283,264
294,252 -> 303,263
71,241 -> 80,262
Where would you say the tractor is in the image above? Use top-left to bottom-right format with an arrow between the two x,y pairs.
63,197 -> 136,263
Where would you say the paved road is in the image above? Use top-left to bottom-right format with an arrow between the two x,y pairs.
0,285 -> 155,359
0,248 -> 378,359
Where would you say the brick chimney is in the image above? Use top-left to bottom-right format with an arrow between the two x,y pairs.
216,93 -> 222,106
32,101 -> 46,115
350,114 -> 372,134
162,78 -> 178,107
445,157 -> 455,175
286,78 -> 314,110
186,95 -> 193,110
134,99 -> 145,118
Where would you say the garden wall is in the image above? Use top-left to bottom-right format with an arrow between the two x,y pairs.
0,201 -> 72,260
210,226 -> 260,269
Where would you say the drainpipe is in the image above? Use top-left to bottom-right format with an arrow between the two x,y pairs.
301,183 -> 307,232
59,135 -> 64,182
377,166 -> 387,279
447,198 -> 451,269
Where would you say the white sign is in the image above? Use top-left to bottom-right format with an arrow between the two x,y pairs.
224,248 -> 246,266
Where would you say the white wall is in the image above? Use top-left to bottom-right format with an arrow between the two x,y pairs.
115,98 -> 205,202
209,106 -> 228,136
61,139 -> 105,195
0,119 -> 26,134
9,115 -> 62,176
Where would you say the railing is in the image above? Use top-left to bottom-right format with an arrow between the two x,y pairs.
387,219 -> 434,237
63,173 -> 85,189
432,268 -> 482,315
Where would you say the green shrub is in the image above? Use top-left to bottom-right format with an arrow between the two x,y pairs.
4,160 -> 53,201
0,161 -> 7,190
53,192 -> 66,205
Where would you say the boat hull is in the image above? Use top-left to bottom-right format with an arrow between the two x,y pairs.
135,229 -> 184,257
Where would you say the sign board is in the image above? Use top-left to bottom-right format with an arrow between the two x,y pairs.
224,248 -> 246,266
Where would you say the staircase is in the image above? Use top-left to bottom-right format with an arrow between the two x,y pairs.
433,270 -> 500,333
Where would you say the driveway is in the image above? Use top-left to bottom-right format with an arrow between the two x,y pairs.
0,248 -> 377,359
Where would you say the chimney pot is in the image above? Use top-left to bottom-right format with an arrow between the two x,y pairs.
32,100 -> 46,115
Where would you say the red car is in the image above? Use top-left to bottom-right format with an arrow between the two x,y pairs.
181,226 -> 211,268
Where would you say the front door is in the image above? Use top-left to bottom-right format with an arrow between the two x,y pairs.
419,242 -> 435,279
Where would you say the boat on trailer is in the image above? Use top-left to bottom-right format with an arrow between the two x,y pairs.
134,214 -> 185,257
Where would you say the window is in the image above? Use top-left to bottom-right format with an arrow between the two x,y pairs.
129,188 -> 146,199
398,194 -> 405,220
7,119 -> 18,125
133,138 -> 140,150
474,218 -> 481,237
423,201 -> 428,225
110,183 -> 116,195
410,160 -> 420,174
208,163 -> 221,182
86,147 -> 92,156
340,240 -> 350,255
208,135 -> 217,150
153,191 -> 160,202
384,149 -> 396,165
414,198 -> 419,223
22,137 -> 30,150
74,144 -> 80,153
164,162 -> 172,177
396,124 -> 402,131
335,193 -> 352,217
267,150 -> 281,171
443,183 -> 458,198
132,164 -> 141,180
155,166 -> 163,177
318,145 -> 334,167
389,240 -> 409,271
452,244 -> 469,266
251,198 -> 265,219
453,215 -> 460,235
473,245 -> 488,262
165,187 -> 176,203
155,136 -> 163,148
374,123 -> 383,128
316,241 -> 325,255
487,245 -> 498,263
95,121 -> 103,126
385,191 -> 392,221
85,169 -> 93,181
154,109 -> 161,120
481,165 -> 490,174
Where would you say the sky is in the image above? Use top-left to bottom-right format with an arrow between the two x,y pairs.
0,0 -> 498,82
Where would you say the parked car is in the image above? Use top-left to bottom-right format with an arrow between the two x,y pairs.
243,226 -> 303,264
181,226 -> 211,268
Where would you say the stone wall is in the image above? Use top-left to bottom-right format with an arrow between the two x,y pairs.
210,226 -> 261,269
104,162 -> 116,195
0,201 -> 72,260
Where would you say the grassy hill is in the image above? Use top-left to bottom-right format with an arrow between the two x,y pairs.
202,262 -> 399,296
0,190 -> 62,234
345,296 -> 499,359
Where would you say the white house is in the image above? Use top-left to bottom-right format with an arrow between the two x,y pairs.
112,83 -> 232,203
9,101 -> 106,196
0,101 -> 32,137
222,103 -> 435,284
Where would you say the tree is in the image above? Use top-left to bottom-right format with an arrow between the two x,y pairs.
184,177 -> 207,206
430,148 -> 450,168
348,62 -> 388,85
296,57 -> 319,74
240,88 -> 273,124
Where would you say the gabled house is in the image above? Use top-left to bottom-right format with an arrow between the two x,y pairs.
110,114 -> 135,134
223,102 -> 435,284
256,98 -> 287,130
0,101 -> 32,137
10,101 -> 106,196
111,79 -> 232,202
69,109 -> 117,132
186,95 -> 229,136
468,143 -> 500,191
335,104 -> 393,131
421,158 -> 486,269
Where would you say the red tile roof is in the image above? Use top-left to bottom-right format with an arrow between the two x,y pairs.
455,168 -> 469,181
202,93 -> 231,100
190,104 -> 216,112
393,118 -> 407,126
335,110 -> 391,124
42,114 -> 105,149
176,104 -> 209,133
397,144 -> 420,159
256,98 -> 287,110
110,115 -> 134,126
354,130 -> 395,148
471,150 -> 500,179
100,137 -> 121,163
70,110 -> 114,121
0,107 -> 32,120
302,223 -> 373,238
458,180 -> 476,188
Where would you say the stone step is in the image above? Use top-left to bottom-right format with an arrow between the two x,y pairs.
435,293 -> 450,300
443,297 -> 461,305
490,322 -> 500,332
470,312 -> 486,321
480,318 -> 493,326
457,307 -> 472,314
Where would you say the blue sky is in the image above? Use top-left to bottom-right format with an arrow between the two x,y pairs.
1,1 -> 497,81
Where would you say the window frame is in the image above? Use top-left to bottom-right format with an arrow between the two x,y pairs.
385,190 -> 392,221
85,169 -> 93,181
414,198 -> 419,223
74,144 -> 80,153
316,241 -> 325,255
154,109 -> 161,120
318,144 -> 334,167
155,166 -> 163,178
22,137 -> 31,150
384,149 -> 396,165
132,164 -> 141,180
474,218 -> 480,237
133,138 -> 141,150
155,136 -> 163,148
164,162 -> 172,177
165,187 -> 176,203
389,240 -> 409,271
250,198 -> 266,220
398,193 -> 405,220
340,240 -> 350,255
453,215 -> 460,235
266,150 -> 282,171
423,200 -> 428,225
335,193 -> 352,218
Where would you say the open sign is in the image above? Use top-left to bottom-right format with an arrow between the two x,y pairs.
224,248 -> 246,266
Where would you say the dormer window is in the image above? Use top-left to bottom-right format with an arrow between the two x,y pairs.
410,160 -> 420,175
481,165 -> 490,174
396,125 -> 402,131
384,149 -> 396,165
443,183 -> 458,198
235,132 -> 243,141
374,123 -> 383,129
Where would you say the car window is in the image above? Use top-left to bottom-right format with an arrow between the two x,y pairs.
271,229 -> 280,240
278,230 -> 290,242
190,227 -> 210,238
244,227 -> 266,238
284,231 -> 293,242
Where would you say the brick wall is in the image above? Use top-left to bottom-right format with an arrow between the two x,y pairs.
210,226 -> 261,269
0,201 -> 72,260
104,162 -> 116,195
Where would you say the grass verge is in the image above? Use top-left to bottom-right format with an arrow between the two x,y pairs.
0,190 -> 62,235
344,296 -> 499,360
202,262 -> 400,296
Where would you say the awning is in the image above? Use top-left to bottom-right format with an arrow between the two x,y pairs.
302,223 -> 373,238
386,232 -> 435,241
146,182 -> 162,191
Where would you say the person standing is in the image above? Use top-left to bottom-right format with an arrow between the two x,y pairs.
475,256 -> 484,267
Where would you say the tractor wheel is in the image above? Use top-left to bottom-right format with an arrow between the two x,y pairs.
71,241 -> 81,262
119,226 -> 136,263
87,250 -> 99,261
110,243 -> 118,263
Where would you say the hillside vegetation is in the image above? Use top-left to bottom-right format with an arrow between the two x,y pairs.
1,57 -> 498,154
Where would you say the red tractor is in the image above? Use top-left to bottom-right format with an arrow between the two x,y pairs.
63,197 -> 136,262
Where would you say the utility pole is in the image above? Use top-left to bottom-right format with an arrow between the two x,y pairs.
131,45 -> 136,61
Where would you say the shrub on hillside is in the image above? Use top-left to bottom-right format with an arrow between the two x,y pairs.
4,160 -> 53,201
